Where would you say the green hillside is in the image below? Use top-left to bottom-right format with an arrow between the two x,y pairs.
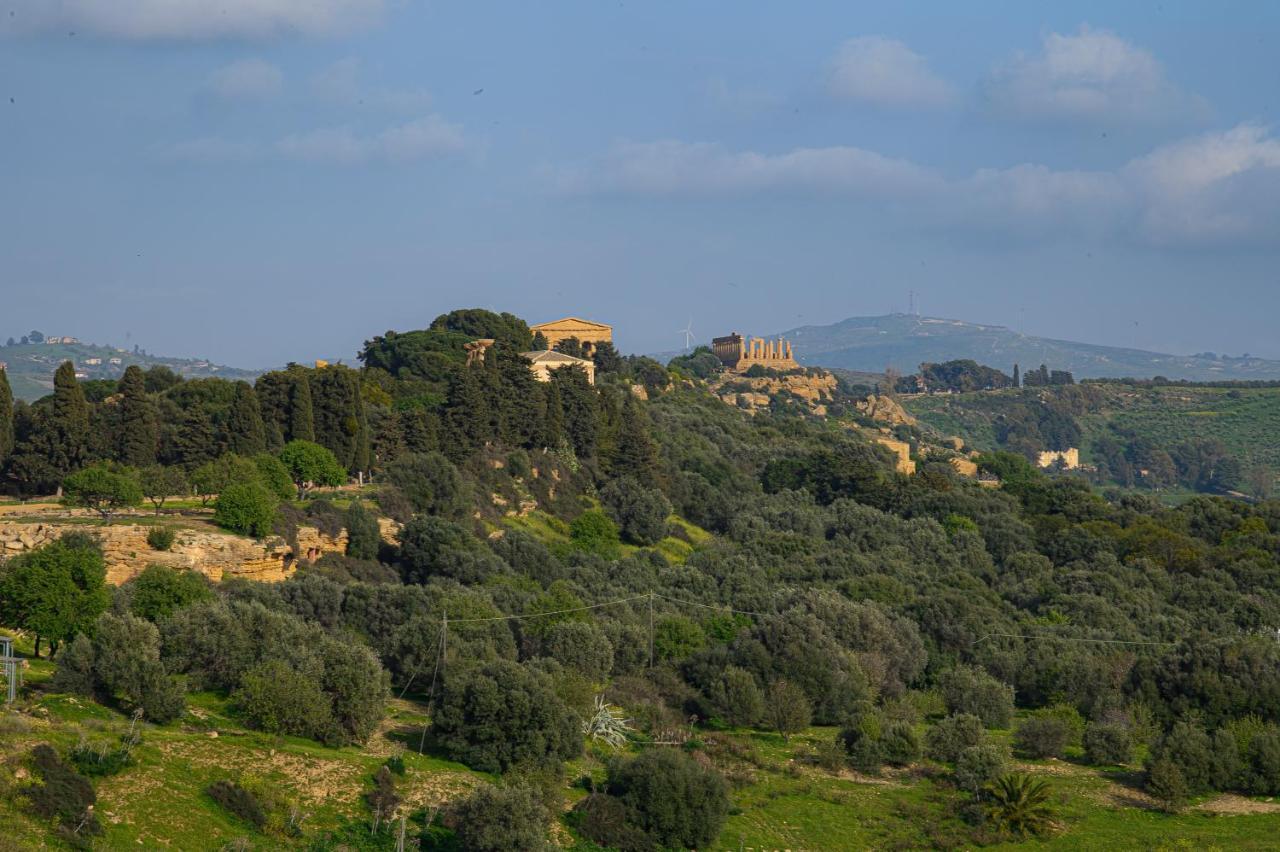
772,313 -> 1280,382
0,339 -> 259,401
905,382 -> 1280,491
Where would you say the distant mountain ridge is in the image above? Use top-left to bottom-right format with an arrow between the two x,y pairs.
769,314 -> 1280,382
0,339 -> 260,401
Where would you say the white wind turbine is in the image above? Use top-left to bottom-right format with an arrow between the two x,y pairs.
678,318 -> 695,352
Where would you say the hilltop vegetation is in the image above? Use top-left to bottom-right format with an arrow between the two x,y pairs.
905,381 -> 1280,496
0,331 -> 259,402
4,310 -> 1280,848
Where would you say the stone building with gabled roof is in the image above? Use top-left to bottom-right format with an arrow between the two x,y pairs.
529,317 -> 612,357
520,349 -> 596,385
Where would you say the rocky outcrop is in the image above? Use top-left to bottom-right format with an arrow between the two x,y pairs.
0,522 -> 347,585
855,394 -> 917,427
711,371 -> 839,416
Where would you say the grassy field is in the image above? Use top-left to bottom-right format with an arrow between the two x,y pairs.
5,623 -> 1279,852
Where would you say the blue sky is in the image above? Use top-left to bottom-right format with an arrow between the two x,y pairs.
3,1 -> 1279,366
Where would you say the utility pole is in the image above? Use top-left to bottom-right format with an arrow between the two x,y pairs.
648,593 -> 655,669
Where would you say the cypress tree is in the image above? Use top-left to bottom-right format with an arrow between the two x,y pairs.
174,406 -> 216,469
1012,364 -> 1020,388
288,369 -> 315,443
254,371 -> 291,450
117,365 -> 158,467
554,367 -> 598,458
223,382 -> 266,456
498,349 -> 545,449
443,367 -> 490,460
613,393 -> 660,486
310,365 -> 365,472
403,407 -> 440,454
0,367 -> 13,464
48,361 -> 90,477
542,378 -> 564,449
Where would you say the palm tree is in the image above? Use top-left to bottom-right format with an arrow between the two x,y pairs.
985,773 -> 1055,837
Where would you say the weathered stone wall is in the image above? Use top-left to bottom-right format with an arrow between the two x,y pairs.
1036,448 -> 1080,470
0,523 -> 347,585
713,371 -> 838,416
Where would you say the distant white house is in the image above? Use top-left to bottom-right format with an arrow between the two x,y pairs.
109,357 -> 122,365
74,372 -> 88,379
84,357 -> 102,366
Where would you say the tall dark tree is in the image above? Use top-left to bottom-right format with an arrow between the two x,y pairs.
173,406 -> 216,469
47,361 -> 91,478
402,407 -> 440,454
117,365 -> 158,467
1012,364 -> 1020,388
311,365 -> 367,473
223,382 -> 266,456
255,371 -> 292,451
612,393 -> 660,486
0,367 -> 13,465
542,377 -> 564,449
442,366 -> 491,460
552,366 -> 598,458
288,367 -> 315,443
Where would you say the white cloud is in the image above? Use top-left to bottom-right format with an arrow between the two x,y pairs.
557,124 -> 1280,247
276,115 -> 466,163
828,36 -> 956,109
557,140 -> 938,198
1,0 -> 383,40
208,59 -> 283,100
1124,124 -> 1280,244
984,27 -> 1206,123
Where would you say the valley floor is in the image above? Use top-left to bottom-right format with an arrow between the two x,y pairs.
3,634 -> 1278,852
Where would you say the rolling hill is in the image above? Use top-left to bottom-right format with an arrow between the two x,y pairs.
772,313 -> 1280,381
0,339 -> 260,401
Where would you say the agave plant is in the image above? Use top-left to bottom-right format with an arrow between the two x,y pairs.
984,773 -> 1055,837
582,694 -> 634,749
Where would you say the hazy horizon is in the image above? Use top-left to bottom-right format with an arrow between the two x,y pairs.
4,2 -> 1279,365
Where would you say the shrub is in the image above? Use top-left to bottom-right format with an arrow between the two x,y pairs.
766,680 -> 811,741
599,477 -> 672,546
213,481 -> 279,538
127,564 -> 212,622
926,713 -> 986,763
366,766 -> 401,833
1013,716 -> 1072,759
1240,728 -> 1280,796
233,660 -> 334,740
880,721 -> 922,767
543,621 -> 614,682
450,783 -> 551,852
1146,758 -> 1189,812
252,453 -> 297,501
570,510 -> 621,558
1150,719 -> 1214,795
69,739 -> 134,777
1083,721 -> 1133,766
398,516 -> 506,585
23,744 -> 101,837
433,659 -> 581,773
50,635 -> 96,696
939,665 -> 1014,728
605,749 -> 730,850
653,615 -> 704,661
384,451 -> 468,517
955,743 -> 1008,794
344,500 -> 381,561
206,779 -> 266,829
571,793 -> 652,852
62,464 -> 143,520
146,527 -> 176,552
710,666 -> 765,727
